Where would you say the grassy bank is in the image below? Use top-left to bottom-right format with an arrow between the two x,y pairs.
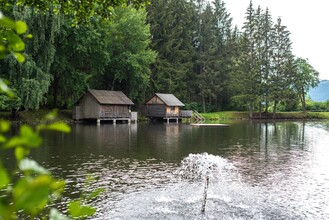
202,111 -> 329,121
0,109 -> 72,124
1,110 -> 329,124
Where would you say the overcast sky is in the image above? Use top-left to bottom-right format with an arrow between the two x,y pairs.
223,0 -> 329,80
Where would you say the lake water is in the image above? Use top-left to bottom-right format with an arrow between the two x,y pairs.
29,120 -> 329,219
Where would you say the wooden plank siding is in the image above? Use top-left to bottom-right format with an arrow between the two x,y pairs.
73,90 -> 134,121
99,105 -> 130,118
80,93 -> 101,119
145,94 -> 191,120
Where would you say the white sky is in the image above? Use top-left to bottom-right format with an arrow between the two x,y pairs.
223,0 -> 329,80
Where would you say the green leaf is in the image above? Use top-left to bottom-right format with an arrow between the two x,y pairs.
15,147 -> 29,161
0,135 -> 6,143
7,31 -> 25,51
13,52 -> 25,63
0,79 -> 14,97
44,109 -> 58,121
0,17 -> 16,29
13,175 -> 52,215
25,33 -> 33,39
5,125 -> 42,148
15,20 -> 27,34
87,188 -> 105,200
0,164 -> 10,189
18,158 -> 49,174
68,200 -> 96,218
49,208 -> 70,220
0,120 -> 10,133
46,122 -> 71,133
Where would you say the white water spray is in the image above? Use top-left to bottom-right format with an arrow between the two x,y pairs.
176,153 -> 240,213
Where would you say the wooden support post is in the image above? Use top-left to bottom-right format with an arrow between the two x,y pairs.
128,119 -> 131,124
97,119 -> 100,126
113,119 -> 116,125
176,118 -> 178,123
167,118 -> 169,124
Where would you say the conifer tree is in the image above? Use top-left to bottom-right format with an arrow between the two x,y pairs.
147,0 -> 196,102
270,17 -> 294,117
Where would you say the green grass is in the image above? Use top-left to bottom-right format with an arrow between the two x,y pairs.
2,110 -> 329,124
0,109 -> 72,124
201,111 -> 329,122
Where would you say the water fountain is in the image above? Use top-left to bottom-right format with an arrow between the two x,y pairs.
175,153 -> 240,214
95,153 -> 307,219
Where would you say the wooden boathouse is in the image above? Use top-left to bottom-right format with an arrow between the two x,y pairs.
145,93 -> 192,123
73,89 -> 135,124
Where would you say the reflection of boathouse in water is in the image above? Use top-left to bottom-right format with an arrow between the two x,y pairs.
145,93 -> 192,123
73,89 -> 137,124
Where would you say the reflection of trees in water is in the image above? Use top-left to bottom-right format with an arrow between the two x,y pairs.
137,123 -> 193,160
228,121 -> 308,185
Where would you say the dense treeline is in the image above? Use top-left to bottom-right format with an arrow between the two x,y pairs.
0,0 -> 319,118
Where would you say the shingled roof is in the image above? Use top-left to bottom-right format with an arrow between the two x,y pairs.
155,93 -> 185,107
88,89 -> 134,105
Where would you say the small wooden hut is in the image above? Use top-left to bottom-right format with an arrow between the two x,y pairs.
145,93 -> 192,122
73,89 -> 135,124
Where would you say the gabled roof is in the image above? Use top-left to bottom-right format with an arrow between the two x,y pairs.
88,89 -> 134,105
155,93 -> 185,107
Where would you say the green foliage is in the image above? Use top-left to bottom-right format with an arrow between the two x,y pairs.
0,108 -> 103,219
0,116 -> 70,219
304,100 -> 329,112
1,0 -> 150,24
0,12 -> 28,62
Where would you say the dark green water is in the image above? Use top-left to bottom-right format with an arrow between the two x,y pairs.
22,121 -> 329,218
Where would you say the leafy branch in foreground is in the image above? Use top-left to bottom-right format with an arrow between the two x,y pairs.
0,110 -> 103,219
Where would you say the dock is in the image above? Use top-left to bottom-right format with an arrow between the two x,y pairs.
191,124 -> 230,127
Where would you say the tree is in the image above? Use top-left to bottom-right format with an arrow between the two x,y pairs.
259,8 -> 274,113
49,15 -> 111,108
239,1 -> 260,118
0,5 -> 62,112
212,0 -> 234,110
270,17 -> 294,117
293,57 -> 319,112
195,3 -> 218,112
1,0 -> 150,24
147,0 -> 196,102
94,6 -> 157,103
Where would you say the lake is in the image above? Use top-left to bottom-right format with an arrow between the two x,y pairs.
27,120 -> 329,219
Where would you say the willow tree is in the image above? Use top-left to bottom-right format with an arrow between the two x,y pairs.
0,5 -> 62,112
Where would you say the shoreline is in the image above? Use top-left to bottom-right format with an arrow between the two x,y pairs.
1,110 -> 329,124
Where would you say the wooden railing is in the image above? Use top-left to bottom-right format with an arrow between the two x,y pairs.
100,111 -> 130,118
192,110 -> 205,123
180,110 -> 193,118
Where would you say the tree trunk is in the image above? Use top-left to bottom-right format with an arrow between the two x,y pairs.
111,79 -> 116,91
301,93 -> 307,113
248,103 -> 253,120
273,100 -> 277,119
202,95 -> 206,113
265,94 -> 269,113
11,108 -> 19,120
259,101 -> 262,119
53,72 -> 59,108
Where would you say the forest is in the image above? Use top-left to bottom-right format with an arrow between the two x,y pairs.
0,0 -> 320,117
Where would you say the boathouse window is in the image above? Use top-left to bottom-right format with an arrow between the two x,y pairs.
170,107 -> 175,111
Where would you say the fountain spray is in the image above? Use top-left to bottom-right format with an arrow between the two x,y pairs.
177,153 -> 239,214
201,175 -> 210,213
